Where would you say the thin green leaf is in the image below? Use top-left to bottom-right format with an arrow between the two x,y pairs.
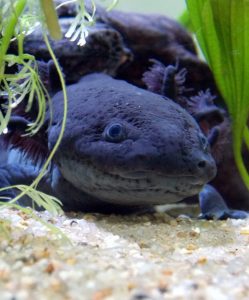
40,0 -> 62,40
186,0 -> 249,189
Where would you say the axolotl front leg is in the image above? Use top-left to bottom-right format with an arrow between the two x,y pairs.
0,161 -> 53,205
199,184 -> 249,219
198,128 -> 248,219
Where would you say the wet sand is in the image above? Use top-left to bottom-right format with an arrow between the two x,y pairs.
0,207 -> 249,300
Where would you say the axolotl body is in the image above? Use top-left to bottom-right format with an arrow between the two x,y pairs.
2,74 -> 246,217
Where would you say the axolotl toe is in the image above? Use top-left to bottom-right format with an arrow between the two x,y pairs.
42,73 -> 216,210
1,74 -> 217,212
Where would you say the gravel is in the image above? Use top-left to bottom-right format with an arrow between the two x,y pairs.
0,207 -> 249,300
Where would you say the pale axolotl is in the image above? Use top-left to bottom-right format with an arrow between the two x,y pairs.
0,74 -> 247,218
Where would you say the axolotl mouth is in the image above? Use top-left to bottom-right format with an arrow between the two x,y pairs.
49,74 -> 217,207
56,156 -> 215,206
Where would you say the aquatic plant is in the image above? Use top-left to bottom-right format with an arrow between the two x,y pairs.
185,0 -> 249,189
0,0 -> 116,233
0,0 -> 119,237
0,0 -> 69,213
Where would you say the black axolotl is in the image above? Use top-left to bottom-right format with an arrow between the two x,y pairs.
0,73 -> 247,218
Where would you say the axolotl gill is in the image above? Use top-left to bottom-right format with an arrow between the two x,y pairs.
1,73 -> 219,213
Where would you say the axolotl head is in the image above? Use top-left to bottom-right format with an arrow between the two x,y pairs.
48,74 -> 217,206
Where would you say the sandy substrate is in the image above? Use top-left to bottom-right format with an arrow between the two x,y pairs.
0,207 -> 249,300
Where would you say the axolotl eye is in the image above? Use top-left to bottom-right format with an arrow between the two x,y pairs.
199,134 -> 210,153
104,123 -> 127,142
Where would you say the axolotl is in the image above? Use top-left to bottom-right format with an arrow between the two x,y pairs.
1,74 -> 247,218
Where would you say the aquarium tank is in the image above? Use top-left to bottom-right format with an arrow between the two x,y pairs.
1,0 -> 249,211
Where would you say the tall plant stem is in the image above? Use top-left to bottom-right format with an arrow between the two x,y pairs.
0,0 -> 27,77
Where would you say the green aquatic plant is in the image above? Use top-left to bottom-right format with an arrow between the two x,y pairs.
0,0 -> 115,236
185,0 -> 249,190
0,0 -> 69,213
0,0 -> 116,233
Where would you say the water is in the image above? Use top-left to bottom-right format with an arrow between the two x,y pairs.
116,0 -> 186,19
